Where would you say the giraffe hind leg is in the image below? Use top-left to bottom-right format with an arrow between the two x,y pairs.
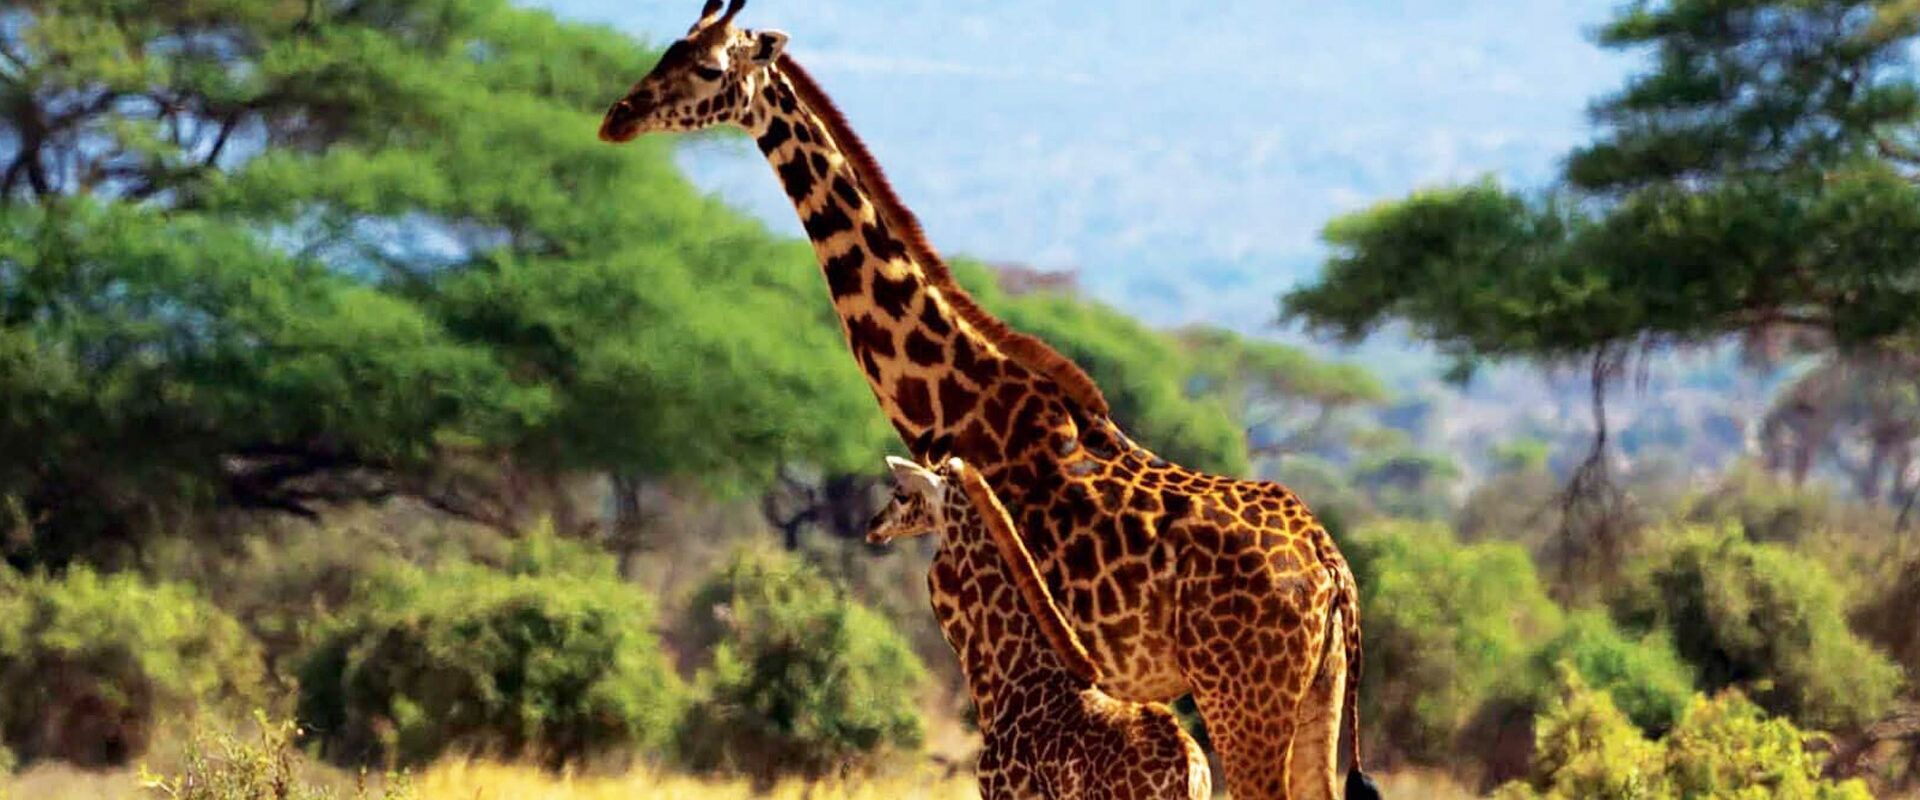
1288,606 -> 1348,800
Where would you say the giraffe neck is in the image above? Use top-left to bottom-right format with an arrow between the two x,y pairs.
939,530 -> 1084,728
741,57 -> 1108,456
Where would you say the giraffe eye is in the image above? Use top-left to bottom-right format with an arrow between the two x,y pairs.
693,64 -> 725,81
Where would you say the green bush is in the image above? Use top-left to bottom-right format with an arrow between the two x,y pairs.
295,540 -> 683,768
676,549 -> 926,784
1528,611 -> 1694,735
0,567 -> 264,768
1495,666 -> 1873,800
1496,667 -> 1665,800
1611,527 -> 1902,730
139,712 -> 412,800
138,513 -> 506,680
1344,521 -> 1563,762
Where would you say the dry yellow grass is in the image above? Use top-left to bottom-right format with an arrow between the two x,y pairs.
3,757 -> 1485,799
0,761 -> 980,800
411,760 -> 979,800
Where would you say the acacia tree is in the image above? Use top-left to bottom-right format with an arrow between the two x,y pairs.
1282,0 -> 1920,579
0,0 -> 892,563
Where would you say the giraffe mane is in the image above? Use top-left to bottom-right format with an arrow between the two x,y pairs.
774,57 -> 1111,419
953,460 -> 1105,685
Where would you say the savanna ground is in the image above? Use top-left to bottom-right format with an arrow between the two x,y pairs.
4,0 -> 1920,798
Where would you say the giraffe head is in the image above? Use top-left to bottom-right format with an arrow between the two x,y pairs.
599,0 -> 788,142
866,456 -> 966,545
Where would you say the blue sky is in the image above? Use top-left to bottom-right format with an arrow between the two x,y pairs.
530,0 -> 1637,332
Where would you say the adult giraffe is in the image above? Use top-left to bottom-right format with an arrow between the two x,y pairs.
599,3 -> 1380,797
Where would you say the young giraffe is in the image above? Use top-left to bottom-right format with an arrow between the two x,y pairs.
600,3 -> 1381,797
868,455 -> 1209,800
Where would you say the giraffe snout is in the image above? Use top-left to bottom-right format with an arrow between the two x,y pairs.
598,96 -> 650,143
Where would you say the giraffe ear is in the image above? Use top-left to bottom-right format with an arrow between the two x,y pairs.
749,29 -> 788,65
885,456 -> 943,498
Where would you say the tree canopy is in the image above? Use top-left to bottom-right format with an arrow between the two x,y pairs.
1282,0 -> 1920,368
0,0 -> 889,561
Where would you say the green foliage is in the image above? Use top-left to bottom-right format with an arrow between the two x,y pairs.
1496,667 -> 1873,800
1573,0 -> 1920,192
1344,521 -> 1563,761
138,712 -> 412,800
676,549 -> 926,783
1660,691 -> 1868,800
1498,667 -> 1666,800
0,567 -> 265,768
0,0 -> 893,563
1611,527 -> 1902,730
295,548 -> 683,768
1529,611 -> 1695,734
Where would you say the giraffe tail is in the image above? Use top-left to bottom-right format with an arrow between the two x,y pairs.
1340,565 -> 1383,800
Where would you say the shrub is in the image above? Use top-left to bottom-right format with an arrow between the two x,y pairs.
1527,611 -> 1694,735
1662,691 -> 1868,799
1611,527 -> 1902,729
676,549 -> 926,784
0,567 -> 264,768
1495,666 -> 1873,800
1498,667 -> 1665,800
1344,521 -> 1562,762
136,511 -> 523,679
138,712 -> 412,800
295,543 -> 683,768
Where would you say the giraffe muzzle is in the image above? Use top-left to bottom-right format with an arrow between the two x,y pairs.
598,97 -> 649,143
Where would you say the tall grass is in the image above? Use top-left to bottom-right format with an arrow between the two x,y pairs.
3,761 -> 979,800
413,760 -> 977,800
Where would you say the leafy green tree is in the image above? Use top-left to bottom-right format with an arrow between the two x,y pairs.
1284,0 -> 1920,590
0,0 -> 893,562
1286,0 -> 1920,362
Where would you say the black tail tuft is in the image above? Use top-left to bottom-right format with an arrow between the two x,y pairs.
1346,768 -> 1382,800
